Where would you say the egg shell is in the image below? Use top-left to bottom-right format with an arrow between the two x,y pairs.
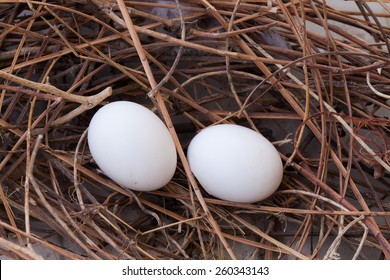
187,124 -> 283,203
88,101 -> 177,192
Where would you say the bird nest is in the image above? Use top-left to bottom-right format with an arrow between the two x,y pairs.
0,0 -> 389,260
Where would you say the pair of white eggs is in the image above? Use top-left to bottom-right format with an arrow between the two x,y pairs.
88,101 -> 283,203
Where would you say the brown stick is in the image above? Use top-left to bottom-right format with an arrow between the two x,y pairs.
115,0 -> 237,260
281,153 -> 390,255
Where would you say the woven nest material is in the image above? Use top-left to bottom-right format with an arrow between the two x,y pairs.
0,0 -> 389,260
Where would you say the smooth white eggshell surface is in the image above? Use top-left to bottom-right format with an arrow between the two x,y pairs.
187,124 -> 283,203
88,101 -> 177,192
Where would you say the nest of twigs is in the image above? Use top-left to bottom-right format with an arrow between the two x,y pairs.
0,0 -> 389,260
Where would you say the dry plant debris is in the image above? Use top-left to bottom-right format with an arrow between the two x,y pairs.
0,0 -> 389,260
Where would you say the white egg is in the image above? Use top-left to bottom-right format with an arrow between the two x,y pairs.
187,124 -> 283,203
88,101 -> 177,192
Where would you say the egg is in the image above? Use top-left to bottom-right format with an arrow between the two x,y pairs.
88,101 -> 177,192
187,124 -> 283,203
